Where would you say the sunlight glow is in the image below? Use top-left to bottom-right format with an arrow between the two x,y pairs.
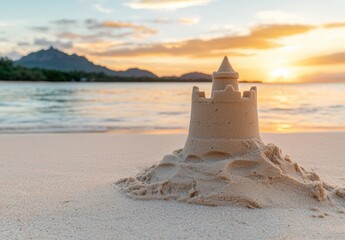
271,68 -> 291,78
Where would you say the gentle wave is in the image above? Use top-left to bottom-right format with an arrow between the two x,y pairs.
0,82 -> 344,133
0,125 -> 186,134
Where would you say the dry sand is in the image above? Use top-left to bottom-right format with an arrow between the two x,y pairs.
0,132 -> 344,239
117,138 -> 343,208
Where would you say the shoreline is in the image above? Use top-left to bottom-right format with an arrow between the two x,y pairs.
1,80 -> 345,84
0,128 -> 344,135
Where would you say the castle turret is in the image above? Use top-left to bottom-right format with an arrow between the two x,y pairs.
182,57 -> 260,158
211,56 -> 239,96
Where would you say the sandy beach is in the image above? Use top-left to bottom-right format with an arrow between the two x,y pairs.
2,0 -> 345,239
0,132 -> 344,239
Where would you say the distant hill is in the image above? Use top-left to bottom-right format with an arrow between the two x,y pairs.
15,47 -> 158,78
14,47 -> 248,81
180,72 -> 212,80
161,72 -> 212,81
118,68 -> 157,78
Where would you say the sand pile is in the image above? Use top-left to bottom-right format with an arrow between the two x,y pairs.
117,139 -> 344,208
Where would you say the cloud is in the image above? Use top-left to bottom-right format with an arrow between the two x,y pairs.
93,4 -> 114,14
74,41 -> 135,54
151,16 -> 200,25
87,24 -> 314,58
84,18 -> 98,27
294,52 -> 345,66
126,0 -> 210,10
250,24 -> 314,38
0,22 -> 8,28
57,32 -> 98,40
46,18 -> 158,44
57,31 -> 133,41
85,20 -> 158,38
151,17 -> 175,24
30,26 -> 50,32
17,41 -> 30,46
103,21 -> 155,33
51,19 -> 77,26
178,17 -> 200,25
34,38 -> 73,49
323,22 -> 345,28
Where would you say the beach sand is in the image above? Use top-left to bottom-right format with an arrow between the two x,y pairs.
0,132 -> 344,239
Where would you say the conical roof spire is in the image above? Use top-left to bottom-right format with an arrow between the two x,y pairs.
213,56 -> 239,79
218,56 -> 233,72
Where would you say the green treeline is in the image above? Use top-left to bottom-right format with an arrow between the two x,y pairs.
0,57 -> 154,82
0,57 -> 212,82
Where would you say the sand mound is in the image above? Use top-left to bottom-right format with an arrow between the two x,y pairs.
117,140 -> 344,208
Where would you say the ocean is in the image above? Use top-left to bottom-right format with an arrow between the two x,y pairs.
0,81 -> 344,133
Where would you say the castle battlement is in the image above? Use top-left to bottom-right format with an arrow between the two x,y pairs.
192,85 -> 257,103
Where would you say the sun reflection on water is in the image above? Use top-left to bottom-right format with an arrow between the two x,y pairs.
0,82 -> 344,133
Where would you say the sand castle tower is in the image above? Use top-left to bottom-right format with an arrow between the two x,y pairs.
182,56 -> 260,158
118,57 -> 340,208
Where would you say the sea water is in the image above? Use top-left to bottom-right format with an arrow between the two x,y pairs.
0,82 -> 344,133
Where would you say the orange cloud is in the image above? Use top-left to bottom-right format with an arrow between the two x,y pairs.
151,16 -> 200,25
250,24 -> 314,38
86,20 -> 158,38
178,17 -> 200,25
294,52 -> 345,66
87,24 -> 314,58
323,22 -> 345,28
102,21 -> 157,34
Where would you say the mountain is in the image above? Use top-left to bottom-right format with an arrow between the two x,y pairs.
180,72 -> 212,80
116,68 -> 158,78
161,72 -> 212,80
15,47 -> 158,78
13,47 -> 216,81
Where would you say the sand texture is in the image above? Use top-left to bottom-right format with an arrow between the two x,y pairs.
117,138 -> 344,208
1,133 -> 344,239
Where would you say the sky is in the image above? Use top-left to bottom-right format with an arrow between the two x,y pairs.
0,0 -> 345,82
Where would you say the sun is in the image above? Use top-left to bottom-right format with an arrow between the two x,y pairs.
270,68 -> 291,79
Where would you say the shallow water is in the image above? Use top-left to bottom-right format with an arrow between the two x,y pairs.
0,81 -> 344,133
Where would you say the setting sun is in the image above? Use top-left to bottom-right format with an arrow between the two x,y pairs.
271,68 -> 290,78
269,67 -> 296,82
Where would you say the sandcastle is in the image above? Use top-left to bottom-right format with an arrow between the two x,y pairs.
182,56 -> 259,159
117,57 -> 344,208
